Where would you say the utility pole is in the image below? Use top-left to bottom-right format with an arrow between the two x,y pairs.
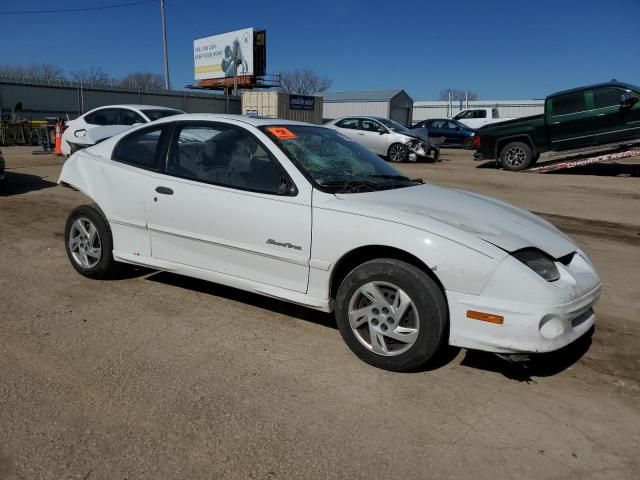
160,0 -> 170,90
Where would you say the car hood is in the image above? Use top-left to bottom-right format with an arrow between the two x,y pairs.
333,184 -> 576,258
403,128 -> 429,141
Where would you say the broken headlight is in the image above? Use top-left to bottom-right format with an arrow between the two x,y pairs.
512,248 -> 560,282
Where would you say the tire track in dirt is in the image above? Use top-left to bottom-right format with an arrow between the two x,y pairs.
537,212 -> 640,246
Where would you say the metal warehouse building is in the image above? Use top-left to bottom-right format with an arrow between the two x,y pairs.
322,90 -> 413,125
412,99 -> 544,124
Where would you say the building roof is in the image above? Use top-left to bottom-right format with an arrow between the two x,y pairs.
323,89 -> 410,102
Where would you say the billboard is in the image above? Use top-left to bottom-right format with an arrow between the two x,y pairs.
194,28 -> 254,80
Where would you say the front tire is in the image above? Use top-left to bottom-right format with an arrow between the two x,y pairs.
499,141 -> 533,171
387,143 -> 408,163
335,259 -> 447,371
64,204 -> 120,279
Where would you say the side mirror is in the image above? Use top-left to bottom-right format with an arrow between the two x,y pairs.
378,127 -> 386,135
621,91 -> 637,108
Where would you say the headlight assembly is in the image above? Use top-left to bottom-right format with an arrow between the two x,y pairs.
512,248 -> 560,282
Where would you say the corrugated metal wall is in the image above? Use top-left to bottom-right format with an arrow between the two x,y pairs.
0,79 -> 241,120
412,100 -> 545,123
322,101 -> 389,121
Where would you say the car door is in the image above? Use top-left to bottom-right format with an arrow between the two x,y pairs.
146,121 -> 312,293
357,118 -> 390,155
591,86 -> 640,144
427,120 -> 448,144
547,91 -> 595,150
333,117 -> 361,142
102,124 -> 172,259
447,120 -> 468,146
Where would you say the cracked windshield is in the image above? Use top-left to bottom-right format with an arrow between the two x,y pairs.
263,125 -> 416,192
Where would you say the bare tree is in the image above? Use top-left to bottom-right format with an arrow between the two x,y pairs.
438,88 -> 478,101
71,66 -> 111,86
118,72 -> 165,90
0,63 -> 65,81
279,68 -> 332,95
26,63 -> 65,82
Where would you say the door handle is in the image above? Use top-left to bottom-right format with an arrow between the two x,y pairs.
551,121 -> 560,125
155,186 -> 173,195
357,132 -> 365,135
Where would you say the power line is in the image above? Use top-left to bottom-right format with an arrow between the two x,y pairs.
0,0 -> 156,15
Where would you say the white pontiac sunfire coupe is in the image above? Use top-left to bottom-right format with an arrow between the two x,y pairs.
58,114 -> 601,371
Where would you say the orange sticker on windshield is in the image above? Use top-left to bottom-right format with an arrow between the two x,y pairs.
267,127 -> 298,140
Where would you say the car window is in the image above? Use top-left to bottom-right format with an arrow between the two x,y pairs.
142,109 -> 183,121
492,108 -> 499,118
360,119 -> 382,132
118,109 -> 146,126
431,120 -> 446,129
166,124 -> 290,194
473,110 -> 487,119
593,87 -> 624,109
85,108 -> 119,126
112,127 -> 166,170
447,121 -> 460,129
336,118 -> 360,129
551,92 -> 587,115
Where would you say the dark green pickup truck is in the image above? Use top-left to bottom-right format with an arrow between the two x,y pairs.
470,81 -> 640,170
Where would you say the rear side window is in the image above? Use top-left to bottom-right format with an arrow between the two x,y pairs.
112,127 -> 165,170
492,108 -> 499,118
142,109 -> 182,121
85,108 -> 119,125
551,92 -> 587,115
336,118 -> 359,129
118,109 -> 146,126
593,87 -> 623,109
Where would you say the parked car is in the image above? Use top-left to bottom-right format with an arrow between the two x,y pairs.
470,81 -> 640,170
59,114 -> 601,371
61,104 -> 184,156
453,107 -> 512,129
325,116 -> 436,162
411,118 -> 475,147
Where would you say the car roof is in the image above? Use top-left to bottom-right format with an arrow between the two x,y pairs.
150,113 -> 313,127
549,81 -> 640,98
90,104 -> 182,112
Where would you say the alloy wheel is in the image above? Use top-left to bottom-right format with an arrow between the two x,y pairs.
68,217 -> 102,269
389,145 -> 405,162
503,146 -> 528,168
348,281 -> 420,356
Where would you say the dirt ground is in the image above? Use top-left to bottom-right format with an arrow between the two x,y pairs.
1,146 -> 639,479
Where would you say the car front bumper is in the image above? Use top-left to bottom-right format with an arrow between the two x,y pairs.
446,250 -> 601,354
446,285 -> 600,354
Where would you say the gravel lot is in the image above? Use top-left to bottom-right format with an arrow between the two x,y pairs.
1,146 -> 639,479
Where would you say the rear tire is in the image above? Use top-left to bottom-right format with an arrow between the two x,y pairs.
335,259 -> 448,371
387,143 -> 408,163
64,204 -> 121,279
499,141 -> 533,171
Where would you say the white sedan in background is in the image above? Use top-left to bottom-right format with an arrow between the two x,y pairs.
61,104 -> 183,156
58,114 -> 601,371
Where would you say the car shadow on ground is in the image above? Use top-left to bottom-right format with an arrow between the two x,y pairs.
0,172 -> 57,196
460,327 -> 594,382
145,271 -> 337,330
138,271 -> 594,378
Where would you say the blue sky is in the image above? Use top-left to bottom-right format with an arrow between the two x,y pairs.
2,0 -> 639,100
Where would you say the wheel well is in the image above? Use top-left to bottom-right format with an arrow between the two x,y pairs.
496,136 -> 535,158
329,245 -> 446,300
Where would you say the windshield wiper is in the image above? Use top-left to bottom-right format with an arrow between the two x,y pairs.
368,174 -> 424,184
367,174 -> 411,181
319,179 -> 381,193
